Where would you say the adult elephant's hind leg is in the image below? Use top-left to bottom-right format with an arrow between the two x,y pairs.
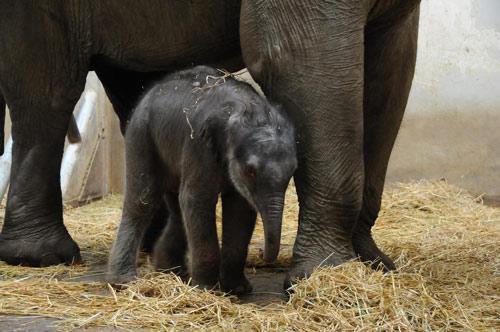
353,8 -> 420,271
0,80 -> 86,266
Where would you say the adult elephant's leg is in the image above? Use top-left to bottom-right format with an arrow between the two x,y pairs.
353,7 -> 420,271
0,80 -> 86,266
241,1 -> 371,284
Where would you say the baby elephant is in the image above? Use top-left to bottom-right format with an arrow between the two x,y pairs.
107,66 -> 297,294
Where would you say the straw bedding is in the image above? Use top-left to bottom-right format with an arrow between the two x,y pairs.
0,180 -> 498,331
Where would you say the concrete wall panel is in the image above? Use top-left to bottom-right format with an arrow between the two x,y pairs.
387,0 -> 500,201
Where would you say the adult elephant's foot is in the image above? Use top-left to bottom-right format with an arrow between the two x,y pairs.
0,228 -> 81,267
284,246 -> 356,291
352,232 -> 395,272
283,260 -> 317,292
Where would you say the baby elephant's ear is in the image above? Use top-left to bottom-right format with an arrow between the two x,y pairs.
198,115 -> 225,159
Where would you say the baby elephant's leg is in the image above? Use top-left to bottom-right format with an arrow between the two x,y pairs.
179,186 -> 220,290
220,189 -> 257,295
153,193 -> 188,278
107,136 -> 162,284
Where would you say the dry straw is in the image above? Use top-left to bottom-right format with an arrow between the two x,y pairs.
0,180 -> 499,331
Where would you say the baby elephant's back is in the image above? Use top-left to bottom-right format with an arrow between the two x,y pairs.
133,66 -> 220,139
128,66 -> 225,179
146,66 -> 220,118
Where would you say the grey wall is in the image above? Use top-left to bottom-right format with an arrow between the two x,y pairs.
386,0 -> 500,202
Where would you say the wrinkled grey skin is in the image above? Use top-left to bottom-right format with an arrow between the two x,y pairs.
107,66 -> 297,294
0,93 -> 80,153
0,1 -> 420,286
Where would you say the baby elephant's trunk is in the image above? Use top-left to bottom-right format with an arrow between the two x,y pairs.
258,194 -> 285,263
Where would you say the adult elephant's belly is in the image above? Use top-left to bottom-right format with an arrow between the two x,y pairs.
91,1 -> 242,71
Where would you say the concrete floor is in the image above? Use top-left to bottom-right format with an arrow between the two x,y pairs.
0,265 -> 288,331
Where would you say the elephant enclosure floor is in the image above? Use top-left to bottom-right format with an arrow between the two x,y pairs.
0,181 -> 499,331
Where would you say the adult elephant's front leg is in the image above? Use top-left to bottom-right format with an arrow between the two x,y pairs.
241,1 -> 370,285
0,6 -> 88,266
0,96 -> 84,266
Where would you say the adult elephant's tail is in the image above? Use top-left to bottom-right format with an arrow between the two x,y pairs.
0,91 -> 81,156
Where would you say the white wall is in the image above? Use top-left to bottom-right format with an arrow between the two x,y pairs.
61,73 -> 125,205
0,73 -> 124,205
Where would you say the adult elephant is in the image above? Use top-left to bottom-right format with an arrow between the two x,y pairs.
0,1 -> 420,283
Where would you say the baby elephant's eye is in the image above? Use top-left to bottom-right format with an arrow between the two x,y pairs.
244,165 -> 256,178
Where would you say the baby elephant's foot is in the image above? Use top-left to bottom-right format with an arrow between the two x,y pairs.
191,278 -> 219,292
153,251 -> 188,279
220,274 -> 253,295
105,271 -> 138,286
190,269 -> 220,291
156,264 -> 189,283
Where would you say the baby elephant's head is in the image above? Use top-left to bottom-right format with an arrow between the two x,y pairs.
227,100 -> 297,262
